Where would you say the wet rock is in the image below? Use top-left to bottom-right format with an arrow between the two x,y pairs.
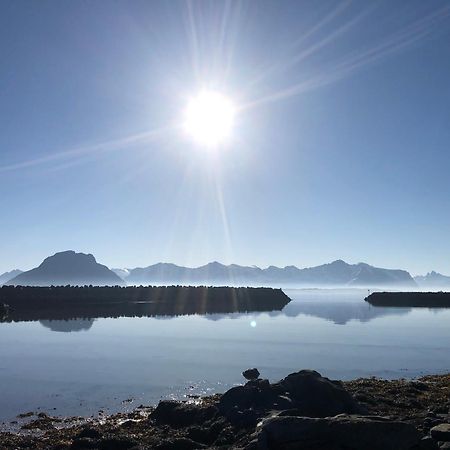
219,385 -> 258,414
21,417 -> 56,431
243,368 -> 260,380
277,369 -> 365,417
76,426 -> 101,439
219,369 -> 364,420
206,417 -> 230,440
420,436 -> 439,450
245,378 -> 270,390
215,426 -> 242,446
98,437 -> 137,450
186,425 -> 214,444
17,411 -> 34,418
71,437 -> 100,449
251,414 -> 420,450
152,400 -> 217,428
155,437 -> 205,449
220,381 -> 278,417
426,417 -> 446,428
431,424 -> 450,441
272,395 -> 294,410
412,381 -> 429,391
227,406 -> 258,428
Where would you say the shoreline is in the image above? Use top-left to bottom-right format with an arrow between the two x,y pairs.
0,285 -> 291,322
366,291 -> 450,307
1,370 -> 449,449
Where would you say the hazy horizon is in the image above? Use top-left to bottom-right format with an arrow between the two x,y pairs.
0,249 -> 444,277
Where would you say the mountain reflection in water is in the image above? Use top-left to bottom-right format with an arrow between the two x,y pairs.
281,301 -> 411,325
1,289 -> 448,423
34,292 -> 417,332
39,319 -> 95,332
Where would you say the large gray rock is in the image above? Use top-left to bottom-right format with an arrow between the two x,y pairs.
431,423 -> 450,441
152,400 -> 217,428
275,370 -> 365,417
219,370 -> 364,421
219,379 -> 278,416
251,414 -> 421,450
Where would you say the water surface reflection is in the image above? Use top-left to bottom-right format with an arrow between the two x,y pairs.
1,289 -> 448,424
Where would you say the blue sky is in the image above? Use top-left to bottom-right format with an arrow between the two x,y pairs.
1,0 -> 450,275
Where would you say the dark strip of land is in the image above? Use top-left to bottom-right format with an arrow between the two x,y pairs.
366,291 -> 450,307
0,285 -> 291,322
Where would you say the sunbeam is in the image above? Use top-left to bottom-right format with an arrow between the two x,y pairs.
241,5 -> 450,110
212,165 -> 234,267
0,126 -> 172,174
244,0 -> 361,89
184,0 -> 201,80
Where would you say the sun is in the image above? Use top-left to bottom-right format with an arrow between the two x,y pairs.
183,91 -> 235,147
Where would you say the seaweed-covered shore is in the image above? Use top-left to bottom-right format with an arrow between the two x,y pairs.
1,370 -> 449,450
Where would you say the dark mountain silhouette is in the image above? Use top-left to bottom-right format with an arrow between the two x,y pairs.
120,259 -> 416,288
6,251 -> 123,287
414,271 -> 450,288
0,269 -> 22,285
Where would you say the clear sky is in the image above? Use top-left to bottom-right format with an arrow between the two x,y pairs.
1,0 -> 450,275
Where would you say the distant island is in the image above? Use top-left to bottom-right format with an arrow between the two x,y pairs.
0,285 -> 291,322
1,250 -> 421,288
366,291 -> 450,307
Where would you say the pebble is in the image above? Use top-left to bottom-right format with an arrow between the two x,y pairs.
242,368 -> 260,380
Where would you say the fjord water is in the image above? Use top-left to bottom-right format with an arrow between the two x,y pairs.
1,289 -> 449,424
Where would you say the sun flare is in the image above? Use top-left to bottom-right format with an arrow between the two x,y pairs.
183,91 -> 235,147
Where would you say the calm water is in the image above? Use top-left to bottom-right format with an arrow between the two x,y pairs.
1,289 -> 449,424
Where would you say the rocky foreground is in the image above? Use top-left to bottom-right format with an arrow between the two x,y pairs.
1,369 -> 449,449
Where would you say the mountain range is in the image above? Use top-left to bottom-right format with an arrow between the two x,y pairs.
413,271 -> 450,288
0,250 -> 428,288
0,269 -> 22,285
113,259 -> 416,287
